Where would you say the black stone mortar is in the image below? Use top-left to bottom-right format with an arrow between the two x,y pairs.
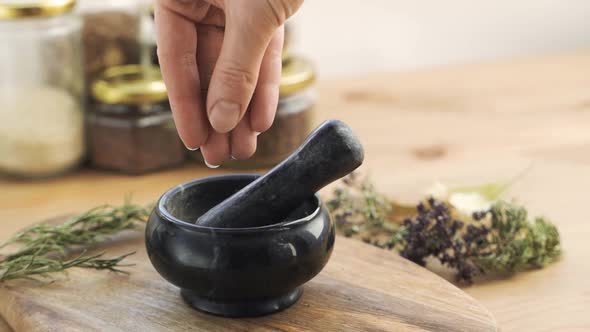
145,174 -> 335,317
145,120 -> 363,317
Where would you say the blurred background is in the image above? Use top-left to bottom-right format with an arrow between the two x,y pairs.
1,0 -> 589,179
292,0 -> 590,77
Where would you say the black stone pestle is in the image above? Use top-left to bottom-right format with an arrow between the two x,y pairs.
197,119 -> 364,228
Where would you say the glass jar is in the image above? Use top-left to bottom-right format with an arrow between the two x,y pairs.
223,56 -> 316,168
77,0 -> 141,83
0,0 -> 85,179
88,65 -> 186,174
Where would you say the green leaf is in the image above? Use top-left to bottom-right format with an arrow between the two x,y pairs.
449,182 -> 511,201
449,165 -> 533,201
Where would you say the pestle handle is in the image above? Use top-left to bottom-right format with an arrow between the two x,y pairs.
197,119 -> 364,228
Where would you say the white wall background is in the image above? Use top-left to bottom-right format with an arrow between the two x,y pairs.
289,0 -> 590,77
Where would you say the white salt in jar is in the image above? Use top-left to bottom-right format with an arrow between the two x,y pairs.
0,0 -> 85,178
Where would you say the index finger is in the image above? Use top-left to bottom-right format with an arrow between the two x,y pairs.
155,3 -> 208,150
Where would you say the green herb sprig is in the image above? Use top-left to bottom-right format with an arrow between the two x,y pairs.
327,174 -> 562,283
0,202 -> 150,283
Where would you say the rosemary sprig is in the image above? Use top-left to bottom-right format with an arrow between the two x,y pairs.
0,202 -> 151,283
0,251 -> 136,282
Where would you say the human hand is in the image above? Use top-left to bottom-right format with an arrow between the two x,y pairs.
155,0 -> 303,167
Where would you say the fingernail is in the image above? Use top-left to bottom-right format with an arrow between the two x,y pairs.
203,159 -> 220,169
210,100 -> 240,133
255,132 -> 262,137
185,145 -> 200,151
231,155 -> 237,160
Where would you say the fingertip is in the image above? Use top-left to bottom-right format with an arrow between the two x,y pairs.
250,91 -> 277,133
200,131 -> 230,166
230,118 -> 257,160
200,149 -> 228,167
203,158 -> 220,169
175,115 -> 209,150
230,139 -> 257,160
178,130 -> 207,151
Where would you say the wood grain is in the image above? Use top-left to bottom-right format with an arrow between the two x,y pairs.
0,319 -> 9,332
1,49 -> 590,331
0,225 -> 496,332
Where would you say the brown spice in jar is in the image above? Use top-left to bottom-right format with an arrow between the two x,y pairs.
88,110 -> 185,174
82,12 -> 140,82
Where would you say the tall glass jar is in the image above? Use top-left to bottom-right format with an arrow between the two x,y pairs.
77,0 -> 141,83
0,0 -> 85,178
88,65 -> 186,174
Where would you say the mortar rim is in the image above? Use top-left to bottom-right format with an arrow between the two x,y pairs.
157,173 -> 323,233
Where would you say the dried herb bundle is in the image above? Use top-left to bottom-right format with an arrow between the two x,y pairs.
327,175 -> 562,283
0,202 -> 150,282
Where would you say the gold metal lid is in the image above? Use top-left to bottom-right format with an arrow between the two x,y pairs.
91,65 -> 168,105
280,56 -> 315,97
0,0 -> 76,20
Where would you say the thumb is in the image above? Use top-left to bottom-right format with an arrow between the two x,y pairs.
206,1 -> 300,133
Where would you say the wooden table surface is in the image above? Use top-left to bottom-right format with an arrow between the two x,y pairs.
1,50 -> 590,331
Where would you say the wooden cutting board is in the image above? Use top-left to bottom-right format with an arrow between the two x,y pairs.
0,224 -> 497,332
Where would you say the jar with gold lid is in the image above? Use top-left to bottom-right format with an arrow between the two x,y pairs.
223,55 -> 316,168
88,65 -> 185,174
0,0 -> 85,178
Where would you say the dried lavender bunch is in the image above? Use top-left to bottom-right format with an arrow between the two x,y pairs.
393,197 -> 487,282
0,202 -> 151,283
328,175 -> 562,283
